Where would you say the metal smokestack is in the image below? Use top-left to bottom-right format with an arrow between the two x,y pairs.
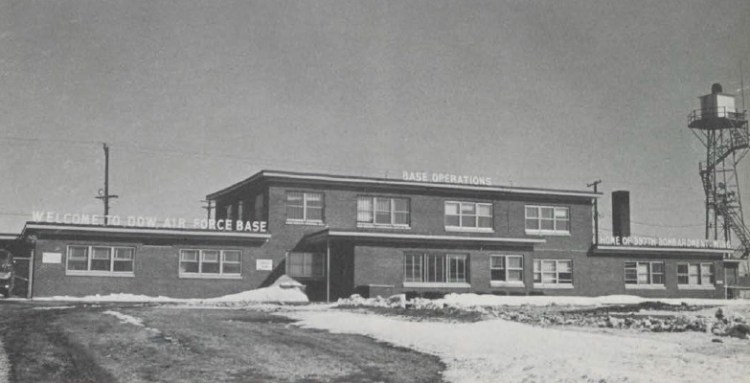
612,191 -> 630,238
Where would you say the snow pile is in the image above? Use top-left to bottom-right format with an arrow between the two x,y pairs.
285,309 -> 750,383
337,294 -> 750,336
103,310 -> 145,326
31,275 -> 308,304
202,275 -> 308,304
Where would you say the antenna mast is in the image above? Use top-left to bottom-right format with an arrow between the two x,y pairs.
95,143 -> 119,225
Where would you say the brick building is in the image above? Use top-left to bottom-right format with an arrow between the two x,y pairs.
4,170 -> 737,299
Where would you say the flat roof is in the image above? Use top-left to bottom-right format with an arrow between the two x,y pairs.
302,228 -> 546,246
0,233 -> 18,241
207,170 -> 602,200
21,223 -> 271,242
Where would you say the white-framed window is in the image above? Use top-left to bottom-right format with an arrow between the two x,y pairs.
490,255 -> 524,284
444,201 -> 492,231
533,259 -> 573,286
66,245 -> 135,276
624,261 -> 665,286
525,205 -> 570,235
677,263 -> 714,286
286,191 -> 324,224
287,252 -> 324,278
403,252 -> 469,286
179,249 -> 242,278
357,196 -> 410,227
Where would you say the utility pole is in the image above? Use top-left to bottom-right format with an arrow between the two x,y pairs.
201,200 -> 213,221
95,143 -> 118,225
587,180 -> 602,245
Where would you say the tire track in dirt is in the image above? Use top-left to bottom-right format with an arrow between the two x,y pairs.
0,338 -> 9,383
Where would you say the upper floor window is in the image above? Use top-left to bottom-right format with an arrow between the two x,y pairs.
624,261 -> 664,287
237,201 -> 245,222
67,245 -> 135,276
357,197 -> 410,227
525,206 -> 569,235
286,191 -> 323,224
287,252 -> 324,278
677,263 -> 714,286
253,193 -> 265,221
179,249 -> 241,278
444,201 -> 493,231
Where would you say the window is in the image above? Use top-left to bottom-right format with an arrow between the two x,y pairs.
253,193 -> 265,221
66,245 -> 135,276
287,252 -> 324,278
286,191 -> 323,223
678,263 -> 714,286
490,255 -> 524,284
179,249 -> 241,278
444,201 -> 492,231
624,261 -> 665,286
225,204 -> 233,221
533,259 -> 573,286
237,201 -> 244,222
525,206 -> 569,234
357,197 -> 410,227
403,252 -> 469,285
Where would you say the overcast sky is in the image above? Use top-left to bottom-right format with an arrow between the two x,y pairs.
1,0 -> 749,240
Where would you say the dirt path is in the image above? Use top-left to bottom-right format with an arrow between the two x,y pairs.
0,302 -> 116,383
0,338 -> 9,383
0,302 -> 445,382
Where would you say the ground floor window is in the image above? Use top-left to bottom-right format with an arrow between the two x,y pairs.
490,255 -> 523,283
67,245 -> 135,275
677,263 -> 714,286
624,261 -> 664,286
287,252 -> 324,278
533,259 -> 572,285
179,249 -> 241,278
404,252 -> 469,284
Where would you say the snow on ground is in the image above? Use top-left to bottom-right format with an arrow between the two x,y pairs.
407,293 -> 748,308
103,310 -> 145,327
23,275 -> 308,304
286,310 -> 750,383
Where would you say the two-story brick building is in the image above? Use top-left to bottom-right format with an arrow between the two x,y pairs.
5,169 -> 735,299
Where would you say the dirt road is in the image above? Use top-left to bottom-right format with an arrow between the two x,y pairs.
0,302 -> 444,382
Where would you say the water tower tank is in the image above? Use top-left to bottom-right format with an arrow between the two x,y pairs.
699,83 -> 736,119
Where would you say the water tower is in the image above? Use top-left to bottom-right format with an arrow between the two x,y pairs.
688,83 -> 750,258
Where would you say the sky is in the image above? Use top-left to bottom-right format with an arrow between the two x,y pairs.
0,0 -> 749,241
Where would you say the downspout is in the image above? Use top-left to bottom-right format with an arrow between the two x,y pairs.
326,239 -> 331,303
27,249 -> 34,299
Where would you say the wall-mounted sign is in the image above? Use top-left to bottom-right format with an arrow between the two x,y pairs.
31,211 -> 267,232
256,259 -> 273,271
401,171 -> 492,186
42,252 -> 61,264
598,234 -> 732,250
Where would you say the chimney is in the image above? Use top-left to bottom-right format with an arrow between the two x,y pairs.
612,191 -> 630,238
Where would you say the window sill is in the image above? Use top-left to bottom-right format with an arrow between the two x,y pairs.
490,281 -> 525,288
65,271 -> 135,278
533,283 -> 574,289
285,220 -> 325,226
179,273 -> 242,280
678,284 -> 716,290
356,223 -> 411,230
445,227 -> 494,233
625,284 -> 665,290
525,230 -> 570,237
403,282 -> 471,288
